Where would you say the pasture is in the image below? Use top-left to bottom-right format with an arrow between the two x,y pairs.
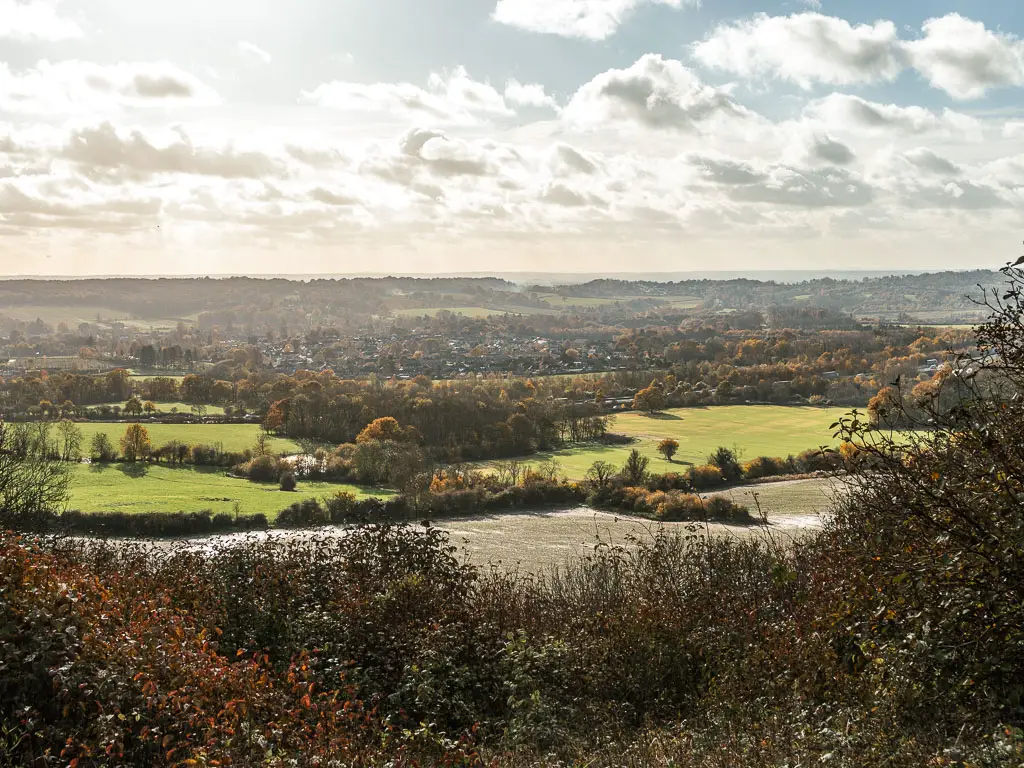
485,405 -> 850,479
75,422 -> 301,455
67,464 -> 391,518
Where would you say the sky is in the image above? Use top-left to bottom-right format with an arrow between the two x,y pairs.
2,0 -> 1024,276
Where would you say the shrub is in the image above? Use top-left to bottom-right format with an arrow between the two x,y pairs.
324,491 -> 357,522
687,464 -> 725,490
742,455 -> 787,480
276,498 -> 327,527
707,446 -> 743,482
243,454 -> 280,482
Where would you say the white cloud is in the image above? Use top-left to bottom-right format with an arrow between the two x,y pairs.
692,13 -> 903,89
904,14 -> 1024,100
902,148 -> 961,176
807,133 -> 856,165
504,79 -> 558,110
302,66 -> 512,125
804,94 -> 979,137
60,123 -> 284,181
1004,122 -> 1024,139
564,54 -> 750,132
492,0 -> 694,41
236,41 -> 272,65
0,61 -> 220,115
0,0 -> 81,41
694,12 -> 1024,100
727,165 -> 875,208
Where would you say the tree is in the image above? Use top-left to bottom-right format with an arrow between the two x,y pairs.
0,421 -> 70,525
89,432 -> 116,463
657,438 -> 680,463
56,420 -> 82,463
124,397 -> 144,417
585,460 -> 617,488
264,400 -> 287,432
254,429 -> 269,457
120,423 -> 152,463
143,401 -> 157,415
632,383 -> 665,414
622,449 -> 650,486
356,417 -> 418,444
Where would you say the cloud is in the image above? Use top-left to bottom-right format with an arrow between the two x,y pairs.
904,14 -> 1024,100
689,155 -> 766,185
808,134 -> 855,165
0,0 -> 81,41
804,94 -> 979,137
728,165 -> 875,208
692,12 -> 903,89
504,79 -> 558,110
302,66 -> 512,125
237,41 -> 272,65
564,54 -> 750,132
902,148 -> 961,176
693,12 -> 1024,100
491,0 -> 694,41
899,179 -> 1012,211
60,123 -> 282,180
552,144 -> 599,175
0,61 -> 220,115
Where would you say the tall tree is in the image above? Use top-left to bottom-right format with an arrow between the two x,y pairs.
120,424 -> 152,463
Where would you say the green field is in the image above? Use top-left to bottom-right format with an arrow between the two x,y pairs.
88,401 -> 227,416
392,306 -> 554,318
534,294 -> 702,310
0,305 -> 198,329
75,423 -> 301,454
68,464 -> 391,518
485,405 -> 849,479
127,374 -> 188,383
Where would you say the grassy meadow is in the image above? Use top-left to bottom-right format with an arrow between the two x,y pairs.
67,463 -> 392,518
485,405 -> 850,479
76,422 -> 301,455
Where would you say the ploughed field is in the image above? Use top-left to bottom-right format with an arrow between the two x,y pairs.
485,405 -> 850,479
437,477 -> 836,572
67,463 -> 391,517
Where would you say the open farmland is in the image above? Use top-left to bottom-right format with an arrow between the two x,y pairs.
67,463 -> 392,518
75,422 -> 301,455
484,405 -> 849,479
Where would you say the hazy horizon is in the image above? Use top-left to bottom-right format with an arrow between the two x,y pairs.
2,0 -> 1023,276
0,267 -> 988,286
